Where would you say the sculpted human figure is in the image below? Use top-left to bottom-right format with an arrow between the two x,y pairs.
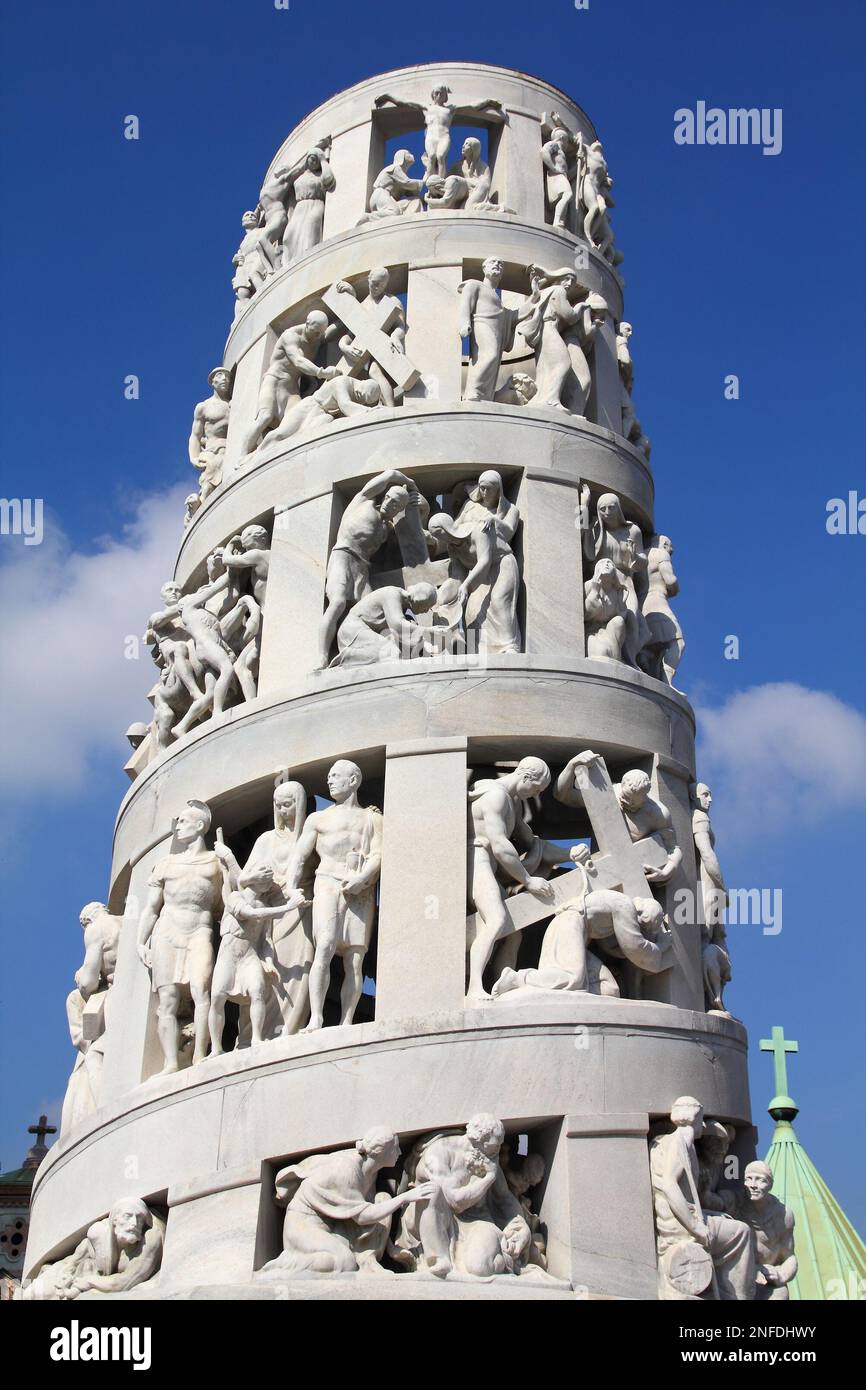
361,149 -> 425,221
208,863 -> 308,1054
493,371 -> 537,406
281,144 -> 336,266
466,758 -> 567,1000
317,468 -> 421,669
427,471 -> 521,656
188,368 -> 233,501
425,136 -> 509,213
579,139 -> 622,265
584,557 -> 629,661
375,86 -> 503,179
394,1114 -> 538,1279
231,211 -> 277,317
332,582 -> 437,667
458,256 -> 517,402
154,579 -> 240,736
541,127 -> 574,228
262,1129 -> 433,1276
692,782 -> 732,1014
238,311 -> 340,459
518,266 -> 607,415
580,489 -> 649,666
738,1162 -> 797,1300
640,535 -> 684,685
500,1147 -> 548,1268
616,321 -> 650,455
555,757 -> 682,886
17,1199 -> 164,1302
286,761 -> 383,1031
650,1097 -> 756,1300
137,799 -> 228,1072
60,902 -> 122,1136
330,266 -> 409,407
266,375 -> 382,443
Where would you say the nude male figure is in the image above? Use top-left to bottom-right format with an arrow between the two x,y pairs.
317,467 -> 421,669
332,266 -> 408,407
287,760 -> 383,1031
238,311 -> 340,458
188,368 -> 232,500
555,756 -> 682,885
137,799 -> 229,1073
375,86 -> 503,179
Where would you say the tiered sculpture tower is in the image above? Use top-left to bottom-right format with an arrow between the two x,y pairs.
23,64 -> 783,1303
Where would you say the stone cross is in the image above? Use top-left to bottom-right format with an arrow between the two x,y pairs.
27,1115 -> 56,1145
466,753 -> 667,945
321,284 -> 421,392
760,1025 -> 798,1107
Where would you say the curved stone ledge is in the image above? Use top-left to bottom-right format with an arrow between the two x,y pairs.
26,999 -> 747,1278
112,655 -> 696,878
177,402 -> 653,587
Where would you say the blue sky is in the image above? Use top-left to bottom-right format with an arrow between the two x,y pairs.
1,0 -> 864,1232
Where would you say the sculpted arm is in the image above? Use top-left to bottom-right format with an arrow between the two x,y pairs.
422,1143 -> 497,1212
694,827 -> 725,891
658,1146 -> 705,1241
648,806 -> 682,883
458,279 -> 479,338
285,816 -> 320,890
358,468 -> 418,501
136,881 -> 165,966
76,921 -> 105,1000
188,402 -> 206,465
80,1226 -> 163,1295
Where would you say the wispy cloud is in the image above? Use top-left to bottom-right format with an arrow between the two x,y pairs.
696,683 -> 866,841
0,487 -> 187,793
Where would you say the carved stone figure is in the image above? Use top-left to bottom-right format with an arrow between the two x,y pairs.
738,1162 -> 797,1300
393,1114 -> 546,1279
555,757 -> 682,887
584,557 -> 629,661
465,758 -> 567,999
332,582 -> 437,667
541,127 -> 574,228
518,265 -> 607,415
183,492 -> 201,528
500,1146 -> 548,1268
257,164 -> 295,251
239,312 -> 340,458
581,489 -> 649,666
60,903 -> 122,1137
261,1129 -> 432,1276
650,1097 -> 756,1300
208,863 -> 308,1054
231,211 -> 277,318
458,257 -> 518,402
493,372 -> 537,405
427,471 -> 521,656
360,150 -> 425,221
616,322 -> 650,456
188,368 -> 232,501
425,137 -> 510,213
317,468 -> 422,669
17,1199 -> 164,1301
137,799 -> 227,1073
640,535 -> 684,685
265,375 -> 381,442
286,761 -> 383,1031
281,143 -> 335,267
323,267 -> 418,405
692,782 -> 732,1014
375,87 -> 504,179
155,579 -> 240,736
579,139 -> 622,266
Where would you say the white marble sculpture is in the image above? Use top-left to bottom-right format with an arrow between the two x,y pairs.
425,137 -> 511,213
650,1097 -> 756,1300
493,371 -> 537,405
262,1129 -> 432,1276
739,1162 -> 797,1300
518,265 -> 607,415
555,755 -> 682,886
427,471 -> 522,656
17,1199 -> 164,1301
580,488 -> 649,667
285,761 -> 383,1031
616,321 -> 650,456
281,142 -> 335,267
541,126 -> 574,229
231,212 -> 278,318
375,86 -> 504,179
578,138 -> 622,266
640,535 -> 684,685
239,312 -> 340,458
324,267 -> 417,406
584,557 -> 630,661
360,150 -> 425,222
137,799 -> 228,1072
332,581 -> 437,666
394,1114 -> 550,1279
266,375 -> 382,442
60,903 -> 122,1137
183,492 -> 201,528
188,368 -> 232,501
317,468 -> 423,669
458,257 -> 517,402
692,782 -> 732,1015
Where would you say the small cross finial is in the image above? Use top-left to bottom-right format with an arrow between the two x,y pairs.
760,1026 -> 799,1113
27,1114 -> 57,1144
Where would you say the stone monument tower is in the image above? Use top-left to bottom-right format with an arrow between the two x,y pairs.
22,64 -> 768,1302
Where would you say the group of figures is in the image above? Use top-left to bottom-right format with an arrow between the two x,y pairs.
143,527 -> 270,750
651,1097 -> 797,1301
540,111 -> 622,264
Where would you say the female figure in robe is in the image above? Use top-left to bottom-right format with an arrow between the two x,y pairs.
282,148 -> 336,266
428,470 -> 521,655
518,266 -> 607,415
582,488 -> 650,667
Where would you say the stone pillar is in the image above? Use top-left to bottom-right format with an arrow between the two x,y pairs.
495,107 -> 545,224
224,332 -> 273,472
404,260 -> 463,402
517,471 -> 584,657
258,491 -> 334,694
649,755 -> 704,1010
590,313 -> 624,435
101,839 -> 170,1104
323,118 -> 378,240
374,737 -> 468,1019
541,1113 -> 658,1299
160,1166 -> 262,1294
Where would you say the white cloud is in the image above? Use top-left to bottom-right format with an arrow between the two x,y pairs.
0,486 -> 187,793
696,683 -> 866,841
